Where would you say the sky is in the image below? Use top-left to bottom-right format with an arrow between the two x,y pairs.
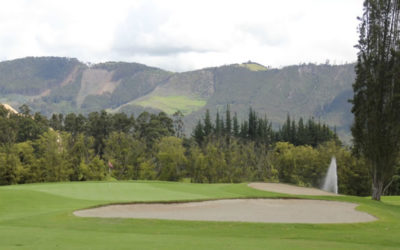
0,0 -> 364,72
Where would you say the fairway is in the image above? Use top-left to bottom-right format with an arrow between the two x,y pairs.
1,181 -> 400,249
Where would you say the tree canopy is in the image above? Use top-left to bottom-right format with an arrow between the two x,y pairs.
351,0 -> 400,200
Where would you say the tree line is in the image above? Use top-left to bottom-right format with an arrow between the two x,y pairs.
193,107 -> 338,147
0,104 -> 396,196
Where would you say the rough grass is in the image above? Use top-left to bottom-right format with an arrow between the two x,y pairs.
134,95 -> 206,115
1,181 -> 400,249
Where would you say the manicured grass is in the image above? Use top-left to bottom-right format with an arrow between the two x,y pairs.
1,181 -> 400,249
135,95 -> 206,115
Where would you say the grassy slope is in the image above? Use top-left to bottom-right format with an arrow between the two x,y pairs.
1,181 -> 400,249
134,96 -> 206,115
239,63 -> 268,71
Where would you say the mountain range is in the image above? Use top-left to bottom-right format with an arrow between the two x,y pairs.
0,57 -> 355,142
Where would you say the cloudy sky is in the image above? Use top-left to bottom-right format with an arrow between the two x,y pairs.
0,0 -> 364,72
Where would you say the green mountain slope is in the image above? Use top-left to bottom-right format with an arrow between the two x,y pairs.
0,57 -> 355,140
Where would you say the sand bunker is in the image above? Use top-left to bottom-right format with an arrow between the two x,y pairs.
74,199 -> 375,223
248,182 -> 338,196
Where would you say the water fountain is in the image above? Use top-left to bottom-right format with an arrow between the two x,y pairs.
322,157 -> 338,194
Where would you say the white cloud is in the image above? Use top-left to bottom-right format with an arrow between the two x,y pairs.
0,0 -> 364,71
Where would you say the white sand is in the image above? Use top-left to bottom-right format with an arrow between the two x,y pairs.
248,182 -> 338,196
74,199 -> 376,223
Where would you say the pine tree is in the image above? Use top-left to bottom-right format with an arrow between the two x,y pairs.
248,107 -> 257,140
282,114 -> 291,142
203,109 -> 213,137
233,112 -> 239,137
215,110 -> 221,136
351,0 -> 400,200
290,120 -> 297,145
297,118 -> 306,145
225,105 -> 232,136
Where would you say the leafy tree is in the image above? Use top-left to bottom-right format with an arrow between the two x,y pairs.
0,145 -> 22,185
136,112 -> 174,148
15,141 -> 38,183
64,113 -> 87,137
49,113 -> 64,131
110,113 -> 134,134
189,146 -> 208,183
0,116 -> 16,147
139,159 -> 157,180
65,133 -> 96,180
104,132 -> 144,180
35,131 -> 71,182
351,0 -> 400,200
86,111 -> 110,157
18,104 -> 31,116
79,156 -> 107,181
156,136 -> 186,181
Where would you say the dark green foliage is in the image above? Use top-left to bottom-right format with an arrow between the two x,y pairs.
105,132 -> 144,180
193,120 -> 204,145
233,112 -> 239,137
0,116 -> 17,147
225,105 -> 232,136
111,112 -> 134,134
136,111 -> 174,147
203,109 -> 213,136
194,108 -> 337,147
351,0 -> 400,200
49,113 -> 64,131
0,104 -> 373,196
64,113 -> 87,137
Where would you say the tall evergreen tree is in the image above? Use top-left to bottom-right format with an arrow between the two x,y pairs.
225,105 -> 232,136
351,0 -> 400,200
203,109 -> 213,137
193,120 -> 204,145
215,110 -> 221,136
248,108 -> 257,140
233,112 -> 239,137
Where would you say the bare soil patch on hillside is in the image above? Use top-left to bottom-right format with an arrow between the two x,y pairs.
74,199 -> 375,223
76,69 -> 120,107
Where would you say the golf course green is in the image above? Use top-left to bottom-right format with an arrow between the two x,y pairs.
1,181 -> 400,249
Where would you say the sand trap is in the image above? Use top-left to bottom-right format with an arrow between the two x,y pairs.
74,199 -> 376,223
248,182 -> 338,196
